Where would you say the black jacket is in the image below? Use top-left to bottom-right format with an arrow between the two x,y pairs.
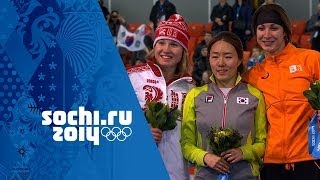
149,0 -> 176,29
210,3 -> 233,32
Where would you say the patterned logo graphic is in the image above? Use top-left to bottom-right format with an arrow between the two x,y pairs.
143,85 -> 163,102
100,127 -> 132,141
42,107 -> 133,145
0,1 -> 170,179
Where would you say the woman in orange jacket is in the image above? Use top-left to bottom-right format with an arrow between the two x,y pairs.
242,4 -> 320,180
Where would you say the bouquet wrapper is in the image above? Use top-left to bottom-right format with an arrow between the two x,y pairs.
217,173 -> 229,180
308,113 -> 320,158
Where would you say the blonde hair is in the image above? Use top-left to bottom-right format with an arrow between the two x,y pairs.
146,48 -> 191,76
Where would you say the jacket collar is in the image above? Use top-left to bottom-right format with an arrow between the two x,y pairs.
209,73 -> 242,87
264,43 -> 296,63
146,60 -> 192,86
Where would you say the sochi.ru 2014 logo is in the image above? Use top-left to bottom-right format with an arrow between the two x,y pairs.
42,106 -> 132,145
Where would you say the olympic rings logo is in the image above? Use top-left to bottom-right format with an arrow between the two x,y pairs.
100,127 -> 132,141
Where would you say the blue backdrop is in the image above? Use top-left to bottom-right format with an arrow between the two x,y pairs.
0,0 -> 169,179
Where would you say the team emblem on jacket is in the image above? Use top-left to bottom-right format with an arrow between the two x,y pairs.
205,95 -> 214,103
143,85 -> 163,102
289,65 -> 302,74
237,97 -> 249,104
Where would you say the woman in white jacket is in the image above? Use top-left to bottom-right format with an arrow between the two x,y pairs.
127,14 -> 193,180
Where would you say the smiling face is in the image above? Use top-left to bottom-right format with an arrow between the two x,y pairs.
209,40 -> 241,88
256,23 -> 286,56
154,39 -> 184,71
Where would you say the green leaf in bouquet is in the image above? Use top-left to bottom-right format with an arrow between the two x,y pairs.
316,80 -> 320,88
162,107 -> 180,130
145,108 -> 155,123
303,90 -> 318,101
145,101 -> 162,128
157,113 -> 167,128
310,82 -> 320,95
144,101 -> 179,131
154,101 -> 165,112
155,104 -> 168,119
308,99 -> 320,110
161,117 -> 177,131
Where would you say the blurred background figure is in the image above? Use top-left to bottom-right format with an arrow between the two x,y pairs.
261,0 -> 277,5
130,49 -> 147,66
247,47 -> 264,70
306,2 -> 320,52
149,0 -> 177,30
98,0 -> 109,21
108,10 -> 128,41
231,0 -> 252,50
210,0 -> 233,34
201,70 -> 212,85
193,31 -> 214,62
192,45 -> 210,87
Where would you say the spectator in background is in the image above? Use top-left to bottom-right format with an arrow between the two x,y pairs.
149,0 -> 177,30
127,14 -> 192,180
119,47 -> 132,67
247,47 -> 264,70
143,34 -> 154,53
192,45 -> 210,86
306,2 -> 320,52
261,0 -> 277,5
134,59 -> 146,65
201,70 -> 212,85
108,10 -> 128,39
193,31 -> 214,62
231,0 -> 252,50
98,0 -> 109,20
130,50 -> 147,66
210,0 -> 233,34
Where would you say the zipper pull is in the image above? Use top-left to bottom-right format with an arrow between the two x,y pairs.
224,97 -> 227,104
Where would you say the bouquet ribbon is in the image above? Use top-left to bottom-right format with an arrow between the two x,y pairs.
308,113 -> 320,158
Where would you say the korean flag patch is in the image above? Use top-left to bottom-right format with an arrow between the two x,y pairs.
237,97 -> 249,104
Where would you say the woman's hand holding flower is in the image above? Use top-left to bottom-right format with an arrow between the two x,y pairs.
150,126 -> 163,143
221,148 -> 243,164
204,153 -> 230,173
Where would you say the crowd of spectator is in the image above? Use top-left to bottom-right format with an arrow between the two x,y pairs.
99,0 -> 319,85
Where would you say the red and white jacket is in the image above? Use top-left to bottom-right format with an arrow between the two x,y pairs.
127,61 -> 193,180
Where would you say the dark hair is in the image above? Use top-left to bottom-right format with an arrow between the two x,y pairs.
207,31 -> 245,74
252,4 -> 292,44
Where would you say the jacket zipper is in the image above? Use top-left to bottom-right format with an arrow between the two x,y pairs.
222,96 -> 228,128
273,56 -> 286,163
216,80 -> 240,128
217,87 -> 230,128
